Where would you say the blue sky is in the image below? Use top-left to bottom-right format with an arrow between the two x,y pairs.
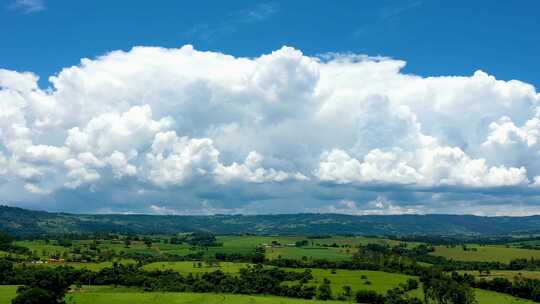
1,0 -> 540,215
2,0 -> 539,88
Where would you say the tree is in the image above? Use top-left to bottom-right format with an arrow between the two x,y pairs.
421,270 -> 476,304
355,290 -> 384,304
341,285 -> 352,299
11,287 -> 56,304
316,278 -> 332,300
12,267 -> 74,304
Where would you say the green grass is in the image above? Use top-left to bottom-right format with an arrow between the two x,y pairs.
266,247 -> 352,260
10,236 -> 419,263
301,268 -> 415,295
475,289 -> 535,304
460,270 -> 540,281
143,261 -> 415,296
14,240 -> 70,257
143,261 -> 248,274
0,286 -> 17,304
16,259 -> 136,271
0,285 -> 344,304
431,245 -> 540,263
0,285 -> 535,304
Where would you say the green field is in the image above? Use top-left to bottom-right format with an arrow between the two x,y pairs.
14,240 -> 71,257
298,268 -> 415,295
16,259 -> 136,271
460,270 -> 540,281
11,235 -> 420,263
143,261 -> 415,294
266,246 -> 352,260
431,245 -> 540,263
143,261 -> 248,274
0,286 -> 17,304
0,285 -> 535,304
0,286 -> 344,304
142,261 -> 414,295
475,289 -> 535,304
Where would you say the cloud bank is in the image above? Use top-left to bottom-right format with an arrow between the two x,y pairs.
1,45 -> 540,215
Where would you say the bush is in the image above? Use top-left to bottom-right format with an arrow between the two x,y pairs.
355,290 -> 384,304
12,287 -> 57,304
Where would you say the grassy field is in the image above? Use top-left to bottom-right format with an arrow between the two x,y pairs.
460,270 -> 540,281
475,289 -> 535,304
16,259 -> 136,271
143,261 -> 248,274
14,240 -> 71,256
214,235 -> 403,260
431,245 -> 540,263
0,286 -> 17,304
299,268 -> 415,295
142,261 -> 415,295
0,285 -> 535,304
0,285 -> 345,304
266,246 -> 352,260
11,235 -> 419,263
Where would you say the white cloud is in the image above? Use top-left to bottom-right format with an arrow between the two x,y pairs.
145,132 -> 304,186
65,105 -> 173,156
24,183 -> 50,194
64,158 -> 100,188
107,151 -> 137,178
316,145 -> 528,187
1,45 -> 540,214
215,151 -> 308,184
10,0 -> 45,13
308,197 -> 420,215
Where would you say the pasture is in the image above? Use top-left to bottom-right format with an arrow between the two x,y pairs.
142,261 -> 416,295
0,285 -> 345,304
430,245 -> 540,263
143,261 -> 248,274
0,285 -> 535,304
460,270 -> 540,281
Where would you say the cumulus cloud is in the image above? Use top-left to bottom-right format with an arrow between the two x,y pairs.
307,197 -> 420,215
9,0 -> 45,13
145,131 -> 304,186
1,45 -> 540,214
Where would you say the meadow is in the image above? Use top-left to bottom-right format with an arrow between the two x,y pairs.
0,285 -> 535,304
8,235 -> 397,262
4,234 -> 540,303
460,270 -> 540,281
143,261 -> 249,274
1,285 -> 347,304
142,261 -> 415,294
430,245 -> 540,263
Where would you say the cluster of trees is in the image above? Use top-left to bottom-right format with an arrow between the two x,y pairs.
11,268 -> 75,304
1,259 -> 325,301
355,278 -> 422,304
0,232 -> 29,255
214,247 -> 266,264
474,276 -> 540,302
420,271 -> 477,304
182,231 -> 221,247
508,258 -> 540,270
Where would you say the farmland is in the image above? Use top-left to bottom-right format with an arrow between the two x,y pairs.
430,244 -> 540,263
0,285 -> 536,304
3,231 -> 540,303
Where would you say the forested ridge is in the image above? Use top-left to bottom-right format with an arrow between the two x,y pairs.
3,205 -> 540,237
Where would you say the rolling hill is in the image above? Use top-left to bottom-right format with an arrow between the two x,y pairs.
2,205 -> 540,237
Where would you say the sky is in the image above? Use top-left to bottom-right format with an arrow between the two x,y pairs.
1,0 -> 540,216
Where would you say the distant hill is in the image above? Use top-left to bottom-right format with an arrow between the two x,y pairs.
2,205 -> 540,237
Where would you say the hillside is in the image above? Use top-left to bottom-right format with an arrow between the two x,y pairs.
2,205 -> 540,237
